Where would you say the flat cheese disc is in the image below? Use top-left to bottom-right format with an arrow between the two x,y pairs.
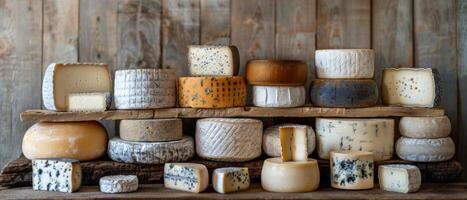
252,86 -> 306,107
119,119 -> 183,142
99,175 -> 139,194
315,49 -> 374,79
246,60 -> 308,86
399,116 -> 451,139
396,137 -> 455,162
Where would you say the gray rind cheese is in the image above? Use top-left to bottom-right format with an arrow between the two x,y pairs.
108,136 -> 194,164
114,68 -> 176,109
399,116 -> 451,139
396,137 -> 455,162
195,118 -> 263,162
310,79 -> 378,108
252,86 -> 306,107
378,164 -> 421,193
188,45 -> 240,76
99,175 -> 139,193
263,124 -> 316,157
119,119 -> 183,142
32,159 -> 82,193
315,49 -> 374,79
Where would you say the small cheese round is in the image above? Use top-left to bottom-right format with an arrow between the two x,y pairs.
396,137 -> 455,162
261,158 -> 320,192
378,164 -> 421,193
310,79 -> 378,108
399,116 -> 451,139
330,150 -> 374,190
315,49 -> 374,79
263,124 -> 316,157
119,119 -> 183,142
99,175 -> 139,193
22,122 -> 108,161
246,60 -> 308,86
252,86 -> 306,107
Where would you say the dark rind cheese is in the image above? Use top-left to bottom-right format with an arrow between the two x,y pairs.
310,79 -> 378,108
246,60 -> 308,86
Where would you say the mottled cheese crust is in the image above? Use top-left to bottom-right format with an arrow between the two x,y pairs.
396,137 -> 455,162
119,119 -> 183,142
399,116 -> 451,139
330,151 -> 374,190
164,163 -> 209,193
32,159 -> 82,193
188,45 -> 239,76
212,167 -> 250,194
315,49 -> 374,78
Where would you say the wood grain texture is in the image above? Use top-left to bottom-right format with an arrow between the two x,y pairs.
317,0 -> 371,49
458,0 -> 467,181
200,0 -> 230,45
0,0 -> 42,175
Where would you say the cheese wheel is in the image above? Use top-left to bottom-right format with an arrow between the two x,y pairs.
261,158 -> 320,192
195,118 -> 263,162
252,86 -> 306,107
310,79 -> 378,108
263,124 -> 315,157
399,116 -> 451,139
22,122 -> 108,161
315,49 -> 374,78
396,137 -> 455,162
99,175 -> 139,194
188,45 -> 239,76
178,76 -> 247,108
246,60 -> 308,86
119,119 -> 182,142
378,164 -> 421,193
330,151 -> 374,190
114,68 -> 176,109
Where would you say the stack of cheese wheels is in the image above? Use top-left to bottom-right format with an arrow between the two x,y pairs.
108,119 -> 194,164
311,49 -> 378,107
246,60 -> 307,107
396,116 -> 455,162
330,150 -> 374,190
179,45 -> 246,108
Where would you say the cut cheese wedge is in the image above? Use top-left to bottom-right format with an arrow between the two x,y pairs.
279,126 -> 308,161
164,163 -> 209,193
32,159 -> 82,193
67,92 -> 111,112
378,164 -> 421,193
212,167 -> 250,194
263,124 -> 316,157
188,45 -> 239,76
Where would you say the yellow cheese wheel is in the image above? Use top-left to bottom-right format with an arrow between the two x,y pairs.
246,60 -> 308,86
22,121 -> 108,161
178,76 -> 247,108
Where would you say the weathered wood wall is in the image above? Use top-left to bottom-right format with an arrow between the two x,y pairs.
0,0 -> 465,180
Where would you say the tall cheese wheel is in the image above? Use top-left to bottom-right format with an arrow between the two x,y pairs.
399,116 -> 451,139
315,49 -> 374,78
246,60 -> 308,86
178,77 -> 247,108
396,137 -> 455,162
263,124 -> 316,157
119,119 -> 182,142
195,118 -> 263,162
22,122 -> 108,161
261,158 -> 320,192
310,79 -> 378,108
330,151 -> 374,190
252,86 -> 306,107
114,68 -> 176,109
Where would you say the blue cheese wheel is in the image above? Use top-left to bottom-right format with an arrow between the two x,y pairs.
310,79 -> 378,108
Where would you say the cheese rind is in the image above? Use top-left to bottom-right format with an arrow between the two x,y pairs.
99,175 -> 139,194
252,86 -> 306,107
108,136 -> 194,164
316,118 -> 394,161
195,118 -> 262,162
32,159 -> 82,193
378,164 -> 421,193
396,137 -> 455,162
330,151 -> 374,190
119,119 -> 183,142
310,79 -> 378,108
114,68 -> 176,109
67,92 -> 112,112
212,167 -> 250,194
178,77 -> 247,108
315,49 -> 374,78
263,124 -> 316,157
164,163 -> 209,193
261,158 -> 320,192
246,60 -> 308,86
280,126 -> 308,161
399,116 -> 451,139
188,45 -> 239,76
22,122 -> 108,161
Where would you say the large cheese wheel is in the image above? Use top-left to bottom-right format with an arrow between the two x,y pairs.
188,45 -> 239,76
310,79 -> 378,108
114,68 -> 176,109
252,86 -> 306,107
261,158 -> 320,192
246,60 -> 308,86
396,137 -> 455,162
330,151 -> 374,190
263,124 -> 316,157
22,122 -> 108,161
399,116 -> 451,139
195,118 -> 263,162
315,49 -> 374,78
119,119 -> 182,142
178,77 -> 247,108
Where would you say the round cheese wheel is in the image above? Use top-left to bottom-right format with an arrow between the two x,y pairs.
396,137 -> 455,162
119,119 -> 183,142
252,86 -> 306,107
261,158 -> 320,192
399,116 -> 451,139
246,60 -> 308,86
330,150 -> 374,190
315,49 -> 374,78
310,79 -> 378,108
22,121 -> 108,161
263,124 -> 316,157
100,175 -> 139,194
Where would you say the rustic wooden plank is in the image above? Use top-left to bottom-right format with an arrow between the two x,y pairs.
200,0 -> 230,45
458,0 -> 467,181
317,0 -> 371,49
0,0 -> 42,170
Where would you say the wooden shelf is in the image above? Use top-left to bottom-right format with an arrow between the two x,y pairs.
20,106 -> 445,122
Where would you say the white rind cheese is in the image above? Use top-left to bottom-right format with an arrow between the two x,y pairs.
396,137 -> 455,162
119,119 -> 183,142
32,159 -> 82,193
316,118 -> 394,161
108,136 -> 195,164
99,175 -> 139,194
67,92 -> 112,112
263,124 -> 316,157
378,164 -> 421,193
330,151 -> 374,190
252,86 -> 306,107
212,167 -> 250,194
114,68 -> 176,109
164,163 -> 209,193
261,158 -> 320,192
280,126 -> 308,161
399,116 -> 451,139
188,45 -> 239,76
315,49 -> 374,79
195,118 -> 263,162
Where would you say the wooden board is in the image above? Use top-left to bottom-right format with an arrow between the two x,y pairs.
200,0 -> 230,45
459,0 -> 467,181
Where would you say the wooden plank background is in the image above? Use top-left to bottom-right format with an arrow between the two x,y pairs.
0,0 -> 465,180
